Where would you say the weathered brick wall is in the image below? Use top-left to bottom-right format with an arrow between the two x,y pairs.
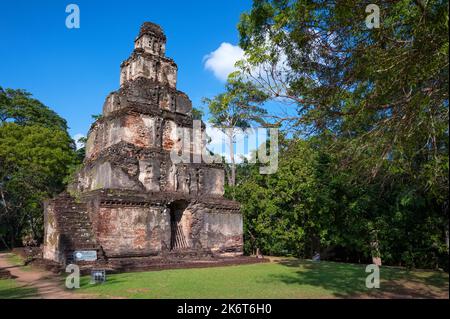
119,22 -> 176,88
43,191 -> 243,262
203,211 -> 243,252
86,114 -> 157,158
89,203 -> 169,257
78,144 -> 226,197
186,203 -> 243,255
43,193 -> 98,263
120,51 -> 177,88
42,203 -> 61,262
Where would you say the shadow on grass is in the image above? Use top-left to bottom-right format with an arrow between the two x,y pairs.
78,275 -> 129,291
269,259 -> 449,299
267,259 -> 367,298
73,259 -> 448,299
420,272 -> 450,288
0,281 -> 38,299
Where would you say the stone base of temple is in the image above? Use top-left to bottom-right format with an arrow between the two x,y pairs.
28,251 -> 267,275
42,190 -> 243,266
79,255 -> 267,275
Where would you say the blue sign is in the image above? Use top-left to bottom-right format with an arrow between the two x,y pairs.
73,250 -> 97,261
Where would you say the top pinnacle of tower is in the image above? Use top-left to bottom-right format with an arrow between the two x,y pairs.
138,22 -> 166,41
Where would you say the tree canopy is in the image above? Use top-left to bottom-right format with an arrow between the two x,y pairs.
203,79 -> 268,186
0,87 -> 77,248
237,0 -> 448,183
0,87 -> 69,131
221,0 -> 449,269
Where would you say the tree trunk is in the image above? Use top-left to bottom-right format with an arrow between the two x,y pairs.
0,236 -> 10,251
445,227 -> 449,252
371,239 -> 382,266
10,227 -> 15,249
228,132 -> 236,187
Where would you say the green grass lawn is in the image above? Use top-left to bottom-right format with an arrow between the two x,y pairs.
75,259 -> 449,299
0,279 -> 38,299
0,253 -> 37,299
6,253 -> 32,271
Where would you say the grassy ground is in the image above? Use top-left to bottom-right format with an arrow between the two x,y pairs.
1,252 -> 447,299
0,278 -> 38,299
75,259 -> 449,299
0,253 -> 38,299
5,253 -> 31,271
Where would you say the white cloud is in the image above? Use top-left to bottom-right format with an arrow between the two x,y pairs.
203,43 -> 245,81
73,133 -> 86,150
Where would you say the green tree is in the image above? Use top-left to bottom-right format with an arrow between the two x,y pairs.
233,135 -> 449,269
231,137 -> 327,258
0,87 -> 77,247
203,79 -> 268,186
75,136 -> 87,163
237,0 -> 448,184
234,0 -> 448,267
0,87 -> 69,131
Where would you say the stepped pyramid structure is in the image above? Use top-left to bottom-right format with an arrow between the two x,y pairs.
43,22 -> 243,264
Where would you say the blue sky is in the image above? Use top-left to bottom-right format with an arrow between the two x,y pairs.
0,0 -> 252,140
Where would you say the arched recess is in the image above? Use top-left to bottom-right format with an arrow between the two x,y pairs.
168,200 -> 191,250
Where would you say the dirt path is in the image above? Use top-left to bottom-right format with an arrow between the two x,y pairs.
0,252 -> 95,299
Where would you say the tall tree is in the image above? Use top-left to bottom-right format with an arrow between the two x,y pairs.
0,87 -> 76,247
203,79 -> 268,186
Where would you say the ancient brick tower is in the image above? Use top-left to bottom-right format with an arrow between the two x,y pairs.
43,22 -> 243,264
